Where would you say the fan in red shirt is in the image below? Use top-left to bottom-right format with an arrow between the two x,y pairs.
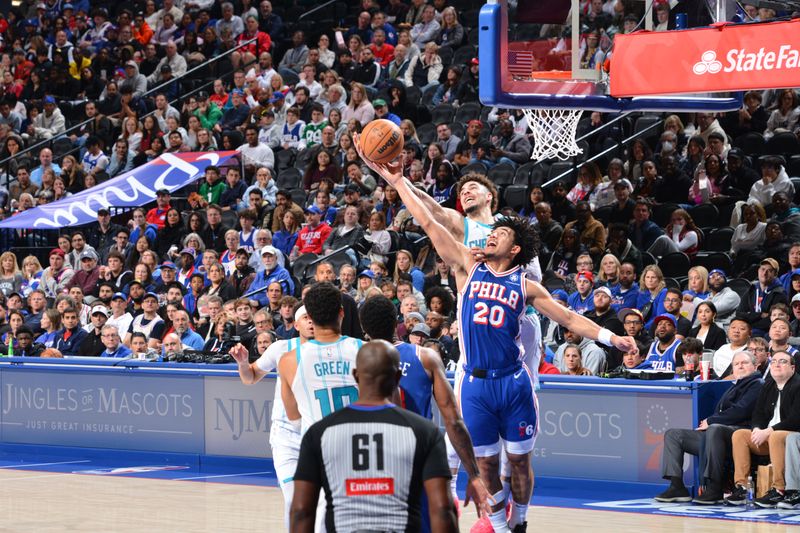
368,28 -> 395,67
145,189 -> 172,229
293,205 -> 332,257
233,15 -> 272,70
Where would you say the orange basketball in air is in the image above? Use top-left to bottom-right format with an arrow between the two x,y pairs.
360,119 -> 404,164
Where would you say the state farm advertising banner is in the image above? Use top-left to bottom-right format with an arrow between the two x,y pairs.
610,19 -> 800,97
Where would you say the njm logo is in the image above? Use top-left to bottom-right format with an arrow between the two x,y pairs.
214,398 -> 272,441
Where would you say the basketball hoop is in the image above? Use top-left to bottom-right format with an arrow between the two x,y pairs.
522,108 -> 584,162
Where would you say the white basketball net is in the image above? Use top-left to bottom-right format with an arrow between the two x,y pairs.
523,108 -> 584,162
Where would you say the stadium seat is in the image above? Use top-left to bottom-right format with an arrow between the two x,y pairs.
765,131 -> 800,158
593,205 -> 612,225
488,163 -> 515,186
789,155 -> 800,177
546,161 -> 575,183
282,70 -> 299,87
664,277 -> 681,290
513,161 -> 537,185
449,122 -> 465,139
703,227 -> 734,252
467,27 -> 480,46
652,203 -> 680,228
438,46 -> 454,67
641,251 -> 657,268
503,185 -> 527,211
292,253 -> 319,283
727,277 -> 753,295
692,252 -> 733,273
221,210 -> 238,229
416,123 -> 436,146
452,45 -> 477,66
688,204 -> 719,228
633,115 -> 662,142
277,168 -> 302,189
454,101 -> 482,124
405,85 -> 421,105
733,132 -> 766,156
431,104 -> 456,125
276,149 -> 295,172
421,85 -> 438,109
51,137 -> 75,160
460,162 -> 488,176
543,276 -> 565,292
289,188 -> 307,206
791,178 -> 800,204
658,252 -> 691,278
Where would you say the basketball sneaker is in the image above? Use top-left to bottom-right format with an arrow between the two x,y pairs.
723,485 -> 747,506
754,488 -> 784,508
777,490 -> 800,509
653,485 -> 691,503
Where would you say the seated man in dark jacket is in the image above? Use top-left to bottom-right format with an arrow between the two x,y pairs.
654,351 -> 763,504
735,258 -> 787,337
725,351 -> 800,508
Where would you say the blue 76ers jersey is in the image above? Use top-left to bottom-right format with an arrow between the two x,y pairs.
396,342 -> 433,419
458,263 -> 527,370
640,338 -> 682,372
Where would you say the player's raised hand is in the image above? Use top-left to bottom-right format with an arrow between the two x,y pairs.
353,133 -> 403,186
611,335 -> 638,354
464,475 -> 494,518
469,247 -> 486,263
229,343 -> 249,365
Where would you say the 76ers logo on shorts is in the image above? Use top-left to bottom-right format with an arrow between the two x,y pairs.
518,421 -> 534,438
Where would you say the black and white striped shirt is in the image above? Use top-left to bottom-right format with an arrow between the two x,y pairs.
294,404 -> 450,533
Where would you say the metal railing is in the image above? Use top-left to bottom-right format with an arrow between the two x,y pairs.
297,0 -> 341,21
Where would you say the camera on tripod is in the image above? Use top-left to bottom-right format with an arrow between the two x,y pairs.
163,322 -> 240,364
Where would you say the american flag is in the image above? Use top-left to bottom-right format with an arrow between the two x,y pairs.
508,50 -> 534,78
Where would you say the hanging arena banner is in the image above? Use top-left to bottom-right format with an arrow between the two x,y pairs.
0,151 -> 237,229
610,18 -> 800,97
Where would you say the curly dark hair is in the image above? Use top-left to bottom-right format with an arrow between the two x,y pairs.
456,172 -> 499,213
303,282 -> 343,330
359,295 -> 398,342
492,215 -> 539,268
424,286 -> 454,317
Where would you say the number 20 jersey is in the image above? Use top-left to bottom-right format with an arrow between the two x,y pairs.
458,263 -> 527,370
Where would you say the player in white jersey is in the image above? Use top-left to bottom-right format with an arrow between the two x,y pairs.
279,283 -> 364,434
230,305 -> 314,529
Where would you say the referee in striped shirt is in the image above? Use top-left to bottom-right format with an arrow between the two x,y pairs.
291,340 -> 457,533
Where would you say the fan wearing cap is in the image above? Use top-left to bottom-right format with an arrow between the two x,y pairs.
291,205 -> 333,259
217,88 -> 250,133
638,314 -> 683,373
247,246 -> 295,307
372,98 -> 401,125
40,248 -> 75,299
124,292 -> 165,350
107,292 -> 134,338
77,303 -> 110,356
567,271 -> 595,316
144,189 -> 172,229
28,94 -> 66,141
67,249 -> 100,300
735,258 -> 788,336
704,269 -> 741,327
584,286 -> 625,342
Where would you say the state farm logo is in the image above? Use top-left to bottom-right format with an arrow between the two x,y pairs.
345,477 -> 394,496
693,51 -> 722,75
691,45 -> 800,74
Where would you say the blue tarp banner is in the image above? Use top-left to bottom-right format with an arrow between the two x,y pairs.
0,151 -> 237,229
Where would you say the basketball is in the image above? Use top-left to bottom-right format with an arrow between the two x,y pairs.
360,119 -> 404,164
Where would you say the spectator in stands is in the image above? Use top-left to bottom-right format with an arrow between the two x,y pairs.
722,91 -> 769,139
26,95 -> 65,141
736,258 -> 787,336
233,15 -> 271,71
695,112 -> 728,149
647,208 -> 700,258
279,30 -> 309,75
404,41 -> 442,92
54,307 -> 87,356
605,223 -> 642,273
217,89 -> 250,134
704,269 -> 741,327
725,149 -> 759,197
562,201 -> 605,261
726,352 -> 800,507
435,6 -> 464,48
292,205 -> 332,258
200,204 -> 229,253
369,28 -> 395,68
771,191 -> 800,242
488,119 -> 531,169
147,40 -> 187,87
410,4 -> 440,47
561,344 -> 593,376
764,89 -> 800,139
342,82 -> 375,127
237,124 -> 274,175
646,288 -> 691,338
553,325 -> 606,375
303,150 -> 339,193
568,270 -> 595,315
655,350 -> 762,505
690,301 -> 727,351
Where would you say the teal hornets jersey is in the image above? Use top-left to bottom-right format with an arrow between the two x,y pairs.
292,336 -> 363,434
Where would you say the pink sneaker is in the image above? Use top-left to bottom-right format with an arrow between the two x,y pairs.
469,516 -> 494,533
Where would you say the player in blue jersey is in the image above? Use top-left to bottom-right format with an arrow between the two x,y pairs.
357,152 -> 637,533
359,295 -> 492,522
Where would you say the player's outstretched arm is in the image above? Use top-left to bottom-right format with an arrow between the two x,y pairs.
526,278 -> 638,353
407,181 -> 464,236
422,348 -> 492,517
230,343 -> 268,385
278,351 -> 301,422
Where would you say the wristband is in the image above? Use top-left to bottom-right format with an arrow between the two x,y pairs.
597,328 -> 614,347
